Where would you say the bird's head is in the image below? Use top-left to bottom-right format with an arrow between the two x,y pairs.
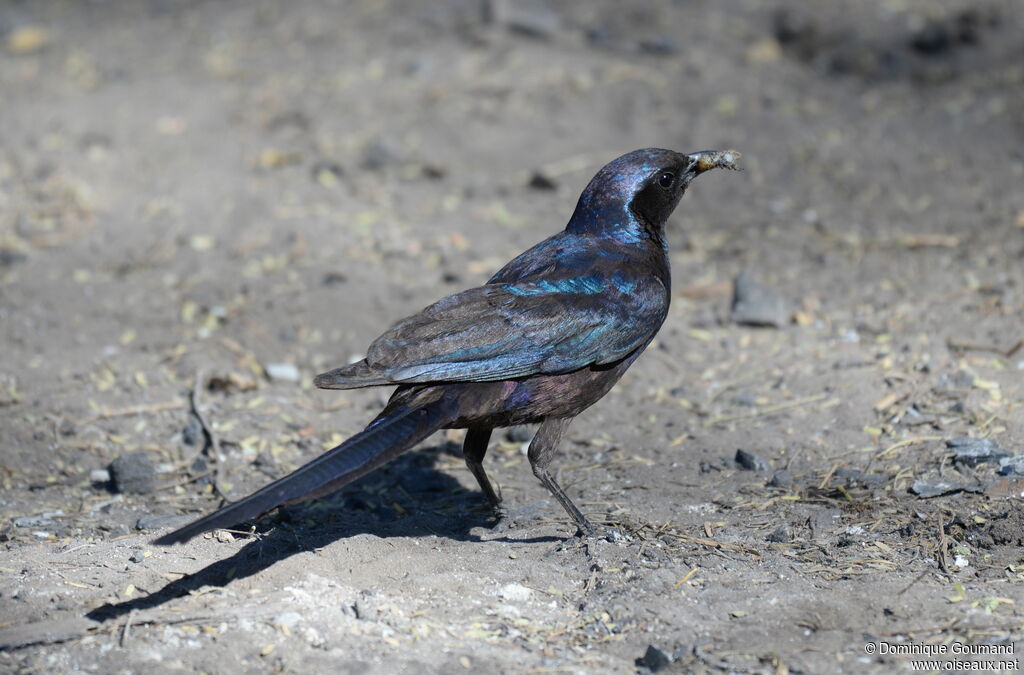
568,148 -> 740,238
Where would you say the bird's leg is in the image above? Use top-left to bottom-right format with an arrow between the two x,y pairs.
528,417 -> 596,536
462,427 -> 500,511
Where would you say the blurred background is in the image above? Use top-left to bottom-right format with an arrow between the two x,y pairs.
1,0 -> 1023,671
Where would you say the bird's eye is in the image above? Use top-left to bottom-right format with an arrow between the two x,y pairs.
658,171 -> 674,189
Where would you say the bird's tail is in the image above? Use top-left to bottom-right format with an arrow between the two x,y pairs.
153,402 -> 449,545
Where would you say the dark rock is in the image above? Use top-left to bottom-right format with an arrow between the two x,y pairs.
323,272 -> 348,287
768,469 -> 793,489
735,449 -> 771,471
182,414 -> 202,447
910,478 -> 985,498
948,437 -> 1008,466
910,10 -> 991,57
766,526 -> 792,543
636,644 -> 673,672
999,455 -> 1024,476
505,426 -> 533,443
109,452 -> 156,495
527,171 -> 557,191
731,272 -> 789,328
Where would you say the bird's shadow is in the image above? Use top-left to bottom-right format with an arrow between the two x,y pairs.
86,442 -> 561,623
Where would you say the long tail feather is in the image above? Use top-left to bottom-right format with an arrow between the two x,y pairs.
153,404 -> 447,545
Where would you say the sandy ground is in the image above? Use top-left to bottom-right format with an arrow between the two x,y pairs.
2,0 -> 1024,672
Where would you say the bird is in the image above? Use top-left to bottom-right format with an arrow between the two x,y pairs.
154,147 -> 740,546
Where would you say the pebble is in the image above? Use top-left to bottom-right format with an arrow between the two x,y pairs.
731,271 -> 789,328
129,549 -> 147,563
273,612 -> 304,629
498,583 -> 533,602
766,526 -> 792,543
265,362 -> 300,382
14,515 -> 55,528
527,171 -> 557,191
998,455 -> 1024,476
636,644 -> 673,672
948,437 -> 1008,466
109,452 -> 156,494
90,469 -> 111,484
767,469 -> 793,488
910,478 -> 985,498
182,414 -> 202,446
735,449 -> 771,471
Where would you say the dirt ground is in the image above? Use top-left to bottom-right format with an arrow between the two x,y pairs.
2,0 -> 1023,672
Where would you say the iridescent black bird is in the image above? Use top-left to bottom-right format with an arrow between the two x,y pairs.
156,148 -> 740,545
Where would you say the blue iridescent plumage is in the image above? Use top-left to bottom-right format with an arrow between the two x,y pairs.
155,148 -> 739,546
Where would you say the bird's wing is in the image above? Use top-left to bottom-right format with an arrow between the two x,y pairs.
354,276 -> 665,384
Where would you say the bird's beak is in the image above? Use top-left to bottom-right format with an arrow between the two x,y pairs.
685,149 -> 742,176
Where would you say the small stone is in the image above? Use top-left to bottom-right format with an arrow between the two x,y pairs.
273,612 -> 303,629
998,455 -> 1024,476
767,469 -> 793,488
731,272 -> 789,328
265,362 -> 300,382
14,515 -> 55,528
636,644 -> 673,672
505,426 -> 533,443
182,415 -> 202,447
910,478 -> 985,498
90,469 -> 111,484
215,529 -> 235,543
323,272 -> 348,287
498,583 -> 533,602
948,437 -> 1009,466
735,449 -> 771,471
129,549 -> 146,563
527,171 -> 557,191
732,392 -> 757,407
109,452 -> 156,495
766,526 -> 792,543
